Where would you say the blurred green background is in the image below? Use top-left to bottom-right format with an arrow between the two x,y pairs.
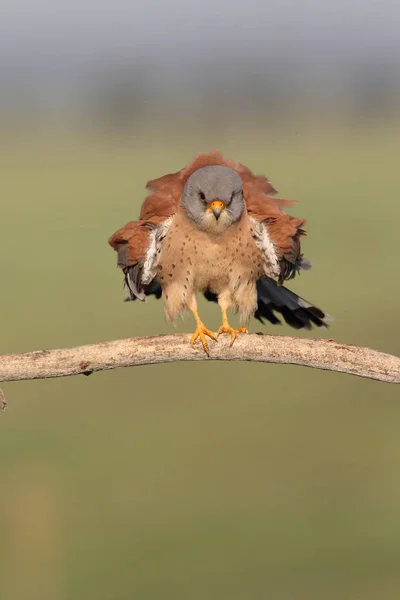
1,2 -> 400,599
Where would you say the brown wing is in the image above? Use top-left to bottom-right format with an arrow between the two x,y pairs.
139,173 -> 181,222
109,170 -> 181,299
247,195 -> 309,283
109,221 -> 151,267
109,221 -> 163,301
232,154 -> 309,284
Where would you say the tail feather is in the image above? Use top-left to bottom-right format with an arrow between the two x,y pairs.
255,277 -> 331,329
203,277 -> 331,329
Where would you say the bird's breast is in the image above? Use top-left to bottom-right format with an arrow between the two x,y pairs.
158,214 -> 265,296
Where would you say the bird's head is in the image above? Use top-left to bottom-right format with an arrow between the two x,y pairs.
180,165 -> 244,233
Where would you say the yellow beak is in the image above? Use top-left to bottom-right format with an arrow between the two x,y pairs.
208,200 -> 225,220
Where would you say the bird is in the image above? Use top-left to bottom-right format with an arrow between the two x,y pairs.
109,150 -> 330,354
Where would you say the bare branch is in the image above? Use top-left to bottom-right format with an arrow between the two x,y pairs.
0,335 -> 399,386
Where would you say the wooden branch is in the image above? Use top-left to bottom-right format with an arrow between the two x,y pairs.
0,335 -> 399,389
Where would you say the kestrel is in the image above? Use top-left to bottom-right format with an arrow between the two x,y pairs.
109,151 -> 329,354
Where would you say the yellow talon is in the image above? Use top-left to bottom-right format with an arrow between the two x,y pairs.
217,324 -> 248,347
190,323 -> 217,355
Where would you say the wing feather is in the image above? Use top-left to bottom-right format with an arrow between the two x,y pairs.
108,218 -> 173,301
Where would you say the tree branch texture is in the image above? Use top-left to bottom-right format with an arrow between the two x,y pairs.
0,335 -> 399,391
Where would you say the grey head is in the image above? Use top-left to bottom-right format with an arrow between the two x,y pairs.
180,165 -> 245,233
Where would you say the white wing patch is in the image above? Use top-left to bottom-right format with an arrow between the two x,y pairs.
249,217 -> 280,278
142,216 -> 174,284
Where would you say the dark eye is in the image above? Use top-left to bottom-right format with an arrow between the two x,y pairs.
199,191 -> 206,202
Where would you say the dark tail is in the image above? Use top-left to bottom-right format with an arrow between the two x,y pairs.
254,277 -> 331,329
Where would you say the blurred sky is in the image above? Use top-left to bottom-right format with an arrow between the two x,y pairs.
2,0 -> 400,72
1,0 -> 399,128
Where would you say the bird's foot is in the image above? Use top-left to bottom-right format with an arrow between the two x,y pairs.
217,324 -> 248,347
190,323 -> 217,355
